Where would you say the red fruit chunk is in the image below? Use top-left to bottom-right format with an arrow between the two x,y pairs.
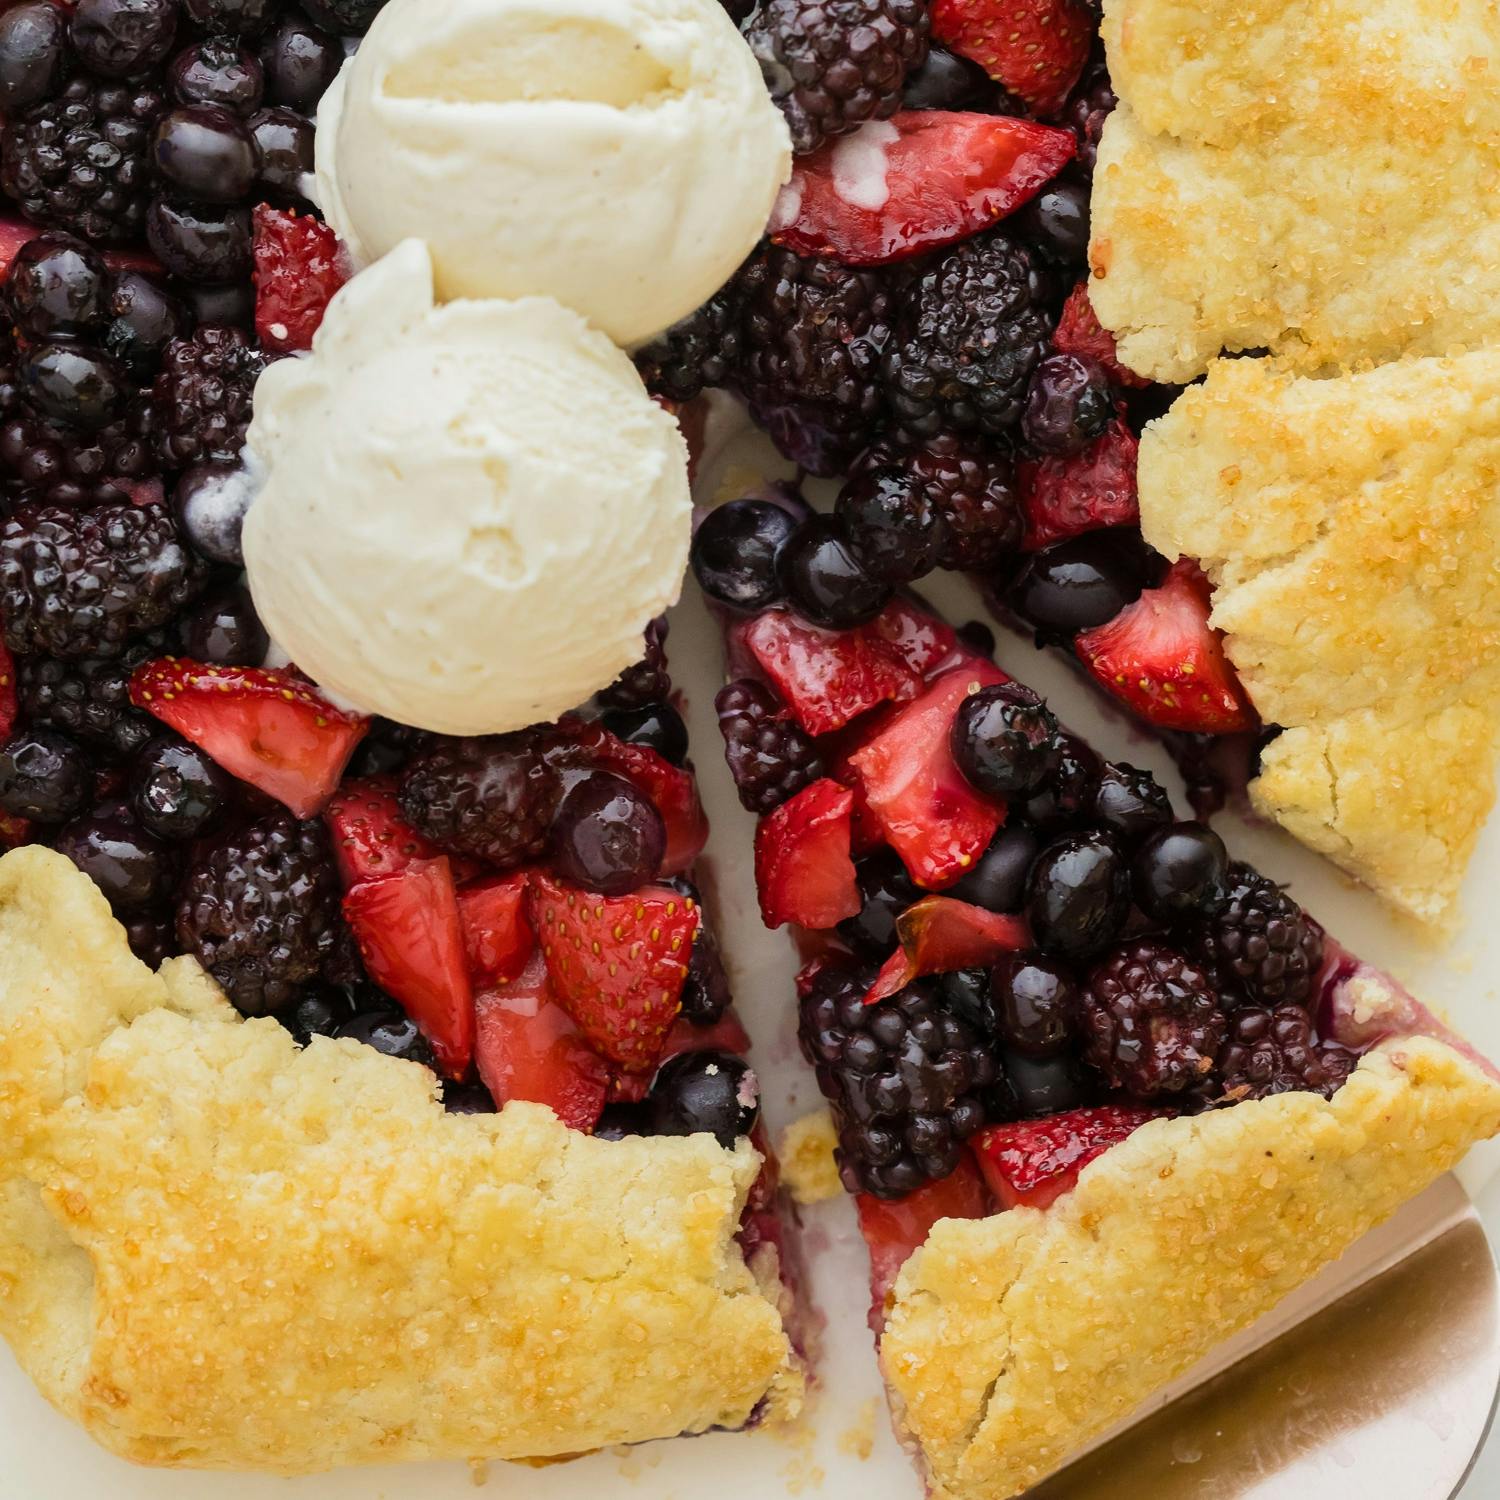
857,1157 -> 990,1331
474,953 -> 610,1133
1019,417 -> 1140,550
864,896 -> 1030,1004
866,597 -> 965,680
1051,281 -> 1150,388
770,110 -> 1076,266
323,774 -> 439,888
343,857 -> 475,1079
846,663 -> 1008,889
252,204 -> 349,354
972,1105 -> 1165,1211
130,659 -> 369,818
457,872 -> 534,987
0,811 -> 32,849
1075,559 -> 1257,734
610,1010 -> 754,1101
121,477 -> 165,508
0,639 -> 15,741
932,0 -> 1092,117
743,608 -> 920,737
578,727 -> 708,874
754,777 -> 861,930
528,872 -> 698,1070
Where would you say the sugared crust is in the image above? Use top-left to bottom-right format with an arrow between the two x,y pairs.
881,1035 -> 1500,1500
1136,351 -> 1500,926
0,848 -> 801,1473
1090,0 -> 1500,381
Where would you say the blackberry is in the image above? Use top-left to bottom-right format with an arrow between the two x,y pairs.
680,920 -> 732,1027
799,963 -> 996,1199
152,324 -> 265,468
1063,57 -> 1116,176
0,396 -> 161,508
715,677 -> 823,813
1215,1005 -> 1358,1103
176,811 -> 343,1015
18,631 -> 167,759
597,615 -> 670,712
633,281 -> 742,403
398,731 -> 562,869
1082,940 -> 1227,1098
1,74 -> 168,245
1196,862 -> 1324,1007
744,0 -> 928,155
882,230 -> 1053,440
0,502 -> 209,659
735,245 -> 893,474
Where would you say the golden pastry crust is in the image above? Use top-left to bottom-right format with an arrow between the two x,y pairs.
0,847 -> 801,1474
1136,350 -> 1500,926
1089,0 -> 1500,381
778,1109 -> 842,1206
880,1033 -> 1500,1500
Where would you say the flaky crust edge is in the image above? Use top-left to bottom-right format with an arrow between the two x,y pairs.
879,1033 -> 1500,1500
0,847 -> 802,1473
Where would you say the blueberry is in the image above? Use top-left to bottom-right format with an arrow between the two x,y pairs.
7,233 -> 110,341
834,466 -> 945,584
1021,353 -> 1114,456
132,732 -> 234,840
838,848 -> 917,955
901,44 -> 999,110
939,966 -> 995,1032
0,2 -> 66,112
991,953 -> 1078,1057
170,36 -> 264,113
1132,821 -> 1231,923
1092,761 -> 1173,845
54,799 -> 176,913
443,1081 -> 497,1115
125,911 -> 172,967
176,580 -> 268,664
250,106 -> 314,197
1007,529 -> 1158,637
69,0 -> 178,79
949,824 -> 1039,913
1026,830 -> 1130,961
172,461 -> 253,564
182,0 -> 282,36
259,12 -> 341,111
180,278 -> 254,327
690,498 -> 797,612
777,515 -> 891,628
19,343 -> 125,431
1021,733 -> 1101,828
104,270 -> 191,376
152,104 -> 258,203
599,701 -> 688,767
550,770 -> 665,896
594,1100 -> 650,1140
1012,173 -> 1091,266
275,987 -> 355,1045
951,683 -> 1064,797
1003,1049 -> 1095,1117
648,1049 -> 759,1148
146,199 -> 253,284
0,729 -> 92,823
335,1007 -> 435,1067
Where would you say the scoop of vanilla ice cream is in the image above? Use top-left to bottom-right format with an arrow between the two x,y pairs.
314,0 -> 789,348
241,240 -> 691,736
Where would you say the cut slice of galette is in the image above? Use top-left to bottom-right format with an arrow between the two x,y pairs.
692,498 -> 1500,1499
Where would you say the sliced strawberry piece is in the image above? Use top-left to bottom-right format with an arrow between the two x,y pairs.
1052,280 -> 1150,388
754,777 -> 861,931
457,871 -> 534,987
857,1157 -> 990,1331
1019,417 -> 1140,550
343,857 -> 474,1079
120,477 -> 165,508
972,1105 -> 1167,1211
864,896 -> 1031,1004
576,727 -> 708,874
473,952 -> 610,1133
932,0 -> 1092,116
1075,559 -> 1257,734
609,1010 -> 754,1101
0,639 -> 16,741
322,775 -> 439,888
252,204 -> 349,354
846,663 -> 1008,889
0,811 -> 32,849
528,872 -> 698,1071
742,608 -> 920,737
130,659 -> 369,817
866,597 -> 965,680
770,111 -> 1076,266
0,216 -> 36,278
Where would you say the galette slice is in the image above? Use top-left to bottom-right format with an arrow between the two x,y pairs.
692,495 -> 1500,1500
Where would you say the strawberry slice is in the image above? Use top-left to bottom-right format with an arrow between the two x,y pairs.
528,872 -> 698,1070
972,1106 -> 1166,1211
1075,559 -> 1257,734
754,777 -> 861,930
770,111 -> 1076,266
866,597 -> 966,679
856,1157 -> 990,1331
322,775 -> 439,888
932,0 -> 1093,117
0,639 -> 16,741
343,857 -> 475,1079
846,663 -> 1008,889
576,728 -> 708,874
473,952 -> 610,1133
251,204 -> 349,354
609,1011 -> 754,1102
1051,281 -> 1150,388
1018,417 -> 1140,550
864,896 -> 1030,1004
741,608 -> 920,736
130,659 -> 369,817
457,872 -> 534,987
0,810 -> 32,849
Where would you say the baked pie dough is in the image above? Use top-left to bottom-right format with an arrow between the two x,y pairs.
1089,0 -> 1500,382
0,847 -> 802,1474
1137,350 -> 1500,927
